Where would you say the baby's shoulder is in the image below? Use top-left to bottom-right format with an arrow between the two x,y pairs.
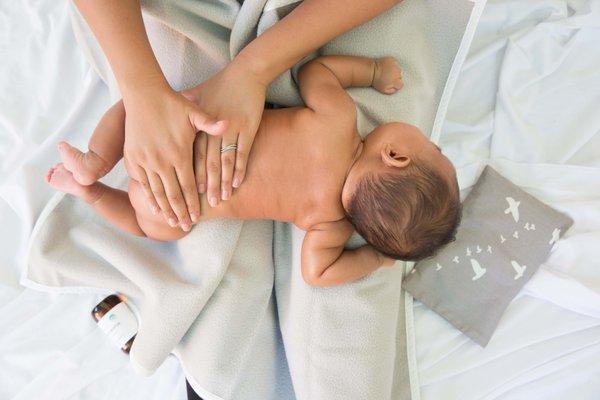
296,106 -> 357,149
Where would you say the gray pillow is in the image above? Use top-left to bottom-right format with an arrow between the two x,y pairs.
402,166 -> 573,346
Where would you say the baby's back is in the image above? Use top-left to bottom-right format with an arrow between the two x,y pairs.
198,105 -> 360,229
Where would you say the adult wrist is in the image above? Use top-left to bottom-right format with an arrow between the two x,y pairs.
120,71 -> 171,102
231,49 -> 277,87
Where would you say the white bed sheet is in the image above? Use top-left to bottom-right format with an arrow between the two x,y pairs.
417,0 -> 600,398
0,0 -> 598,399
0,1 -> 186,399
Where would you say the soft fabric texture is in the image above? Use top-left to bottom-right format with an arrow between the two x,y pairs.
403,166 -> 574,346
23,1 -> 479,399
414,2 -> 600,397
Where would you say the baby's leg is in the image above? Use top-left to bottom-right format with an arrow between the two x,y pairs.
59,101 -> 126,185
47,163 -> 145,237
47,163 -> 189,241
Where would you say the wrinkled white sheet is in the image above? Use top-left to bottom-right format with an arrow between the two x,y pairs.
417,0 -> 600,398
0,1 -> 186,399
1,0 -> 599,399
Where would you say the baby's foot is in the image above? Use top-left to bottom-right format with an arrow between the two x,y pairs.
58,142 -> 110,186
372,57 -> 404,95
46,163 -> 101,203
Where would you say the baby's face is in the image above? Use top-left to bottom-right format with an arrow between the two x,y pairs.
342,122 -> 456,209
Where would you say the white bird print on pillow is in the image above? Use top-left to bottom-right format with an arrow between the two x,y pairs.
504,197 -> 521,222
469,258 -> 487,281
510,260 -> 527,280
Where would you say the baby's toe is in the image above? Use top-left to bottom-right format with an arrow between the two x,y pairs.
47,164 -> 77,192
45,167 -> 55,183
394,78 -> 404,90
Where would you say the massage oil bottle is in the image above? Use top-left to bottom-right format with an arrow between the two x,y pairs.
92,294 -> 138,353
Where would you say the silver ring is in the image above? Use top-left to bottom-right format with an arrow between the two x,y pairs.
220,143 -> 238,153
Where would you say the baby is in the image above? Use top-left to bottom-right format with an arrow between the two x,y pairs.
47,55 -> 461,287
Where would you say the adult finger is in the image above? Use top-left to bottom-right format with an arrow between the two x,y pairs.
135,165 -> 160,215
205,134 -> 222,208
175,150 -> 201,225
232,129 -> 255,189
123,156 -> 160,215
189,106 -> 228,137
147,171 -> 178,227
160,167 -> 192,231
193,132 -> 208,194
220,132 -> 238,200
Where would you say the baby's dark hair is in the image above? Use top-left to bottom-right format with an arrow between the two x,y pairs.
345,161 -> 462,261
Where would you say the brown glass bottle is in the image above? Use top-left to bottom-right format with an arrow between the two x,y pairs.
92,294 -> 136,354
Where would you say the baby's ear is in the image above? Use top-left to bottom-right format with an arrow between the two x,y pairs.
381,144 -> 411,169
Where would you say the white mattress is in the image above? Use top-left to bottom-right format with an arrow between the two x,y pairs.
1,0 -> 598,399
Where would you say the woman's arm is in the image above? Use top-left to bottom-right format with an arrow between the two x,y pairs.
237,0 -> 401,85
74,0 -> 227,231
189,0 -> 401,208
73,0 -> 167,95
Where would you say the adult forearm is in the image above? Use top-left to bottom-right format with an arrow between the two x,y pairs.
73,0 -> 169,97
234,0 -> 400,84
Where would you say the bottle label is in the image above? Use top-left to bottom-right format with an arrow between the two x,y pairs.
97,301 -> 138,349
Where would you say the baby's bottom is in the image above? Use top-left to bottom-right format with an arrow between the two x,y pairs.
128,178 -> 192,241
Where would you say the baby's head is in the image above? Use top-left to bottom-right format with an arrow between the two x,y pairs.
343,122 -> 461,261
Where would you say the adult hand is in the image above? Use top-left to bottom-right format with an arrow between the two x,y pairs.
182,61 -> 267,208
123,84 -> 227,231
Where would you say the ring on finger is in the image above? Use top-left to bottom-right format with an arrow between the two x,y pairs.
220,143 -> 238,153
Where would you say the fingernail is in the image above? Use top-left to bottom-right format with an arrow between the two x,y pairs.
168,218 -> 177,227
181,223 -> 191,232
198,183 -> 206,193
221,189 -> 229,200
232,178 -> 240,188
190,213 -> 198,222
209,197 -> 218,207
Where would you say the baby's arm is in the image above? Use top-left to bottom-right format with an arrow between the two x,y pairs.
301,219 -> 393,287
298,55 -> 403,113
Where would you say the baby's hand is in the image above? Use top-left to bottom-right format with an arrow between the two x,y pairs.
372,57 -> 404,95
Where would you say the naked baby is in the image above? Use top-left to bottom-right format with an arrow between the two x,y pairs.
47,55 -> 461,287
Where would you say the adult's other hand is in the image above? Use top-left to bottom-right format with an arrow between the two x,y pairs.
183,61 -> 267,208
